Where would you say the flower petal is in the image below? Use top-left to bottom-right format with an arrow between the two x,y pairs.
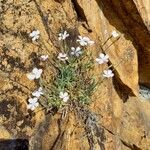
96,58 -> 103,64
64,31 -> 67,35
29,32 -> 34,37
100,53 -> 105,58
71,47 -> 75,51
30,97 -> 38,104
88,40 -> 95,45
32,68 -> 38,74
63,96 -> 69,102
78,36 -> 82,40
112,31 -> 119,37
36,30 -> 40,35
110,73 -> 114,77
63,92 -> 68,97
107,69 -> 112,74
27,73 -> 35,80
32,91 -> 40,97
28,98 -> 34,104
59,92 -> 64,98
76,47 -> 81,51
35,69 -> 43,79
38,87 -> 42,91
30,105 -> 36,111
83,36 -> 90,41
27,104 -> 32,110
103,70 -> 108,74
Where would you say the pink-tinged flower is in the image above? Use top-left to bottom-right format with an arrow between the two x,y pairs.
59,92 -> 69,102
57,53 -> 68,61
27,97 -> 39,111
96,53 -> 109,64
27,67 -> 43,80
103,69 -> 114,78
58,31 -> 69,40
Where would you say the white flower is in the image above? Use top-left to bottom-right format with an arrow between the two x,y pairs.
58,31 -> 69,40
40,55 -> 48,61
103,69 -> 114,78
59,92 -> 69,102
77,36 -> 94,46
27,67 -> 43,80
96,53 -> 109,64
57,53 -> 68,61
27,97 -> 39,111
29,30 -> 40,41
112,31 -> 119,38
71,47 -> 82,57
32,87 -> 43,98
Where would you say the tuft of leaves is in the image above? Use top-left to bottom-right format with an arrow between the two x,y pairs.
40,45 -> 97,108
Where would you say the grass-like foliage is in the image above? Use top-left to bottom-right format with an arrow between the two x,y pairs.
42,40 -> 96,108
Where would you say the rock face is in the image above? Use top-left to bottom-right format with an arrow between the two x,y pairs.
0,0 -> 150,149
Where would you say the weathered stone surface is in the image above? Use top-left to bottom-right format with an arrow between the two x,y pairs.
133,0 -> 150,31
0,0 -> 150,150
